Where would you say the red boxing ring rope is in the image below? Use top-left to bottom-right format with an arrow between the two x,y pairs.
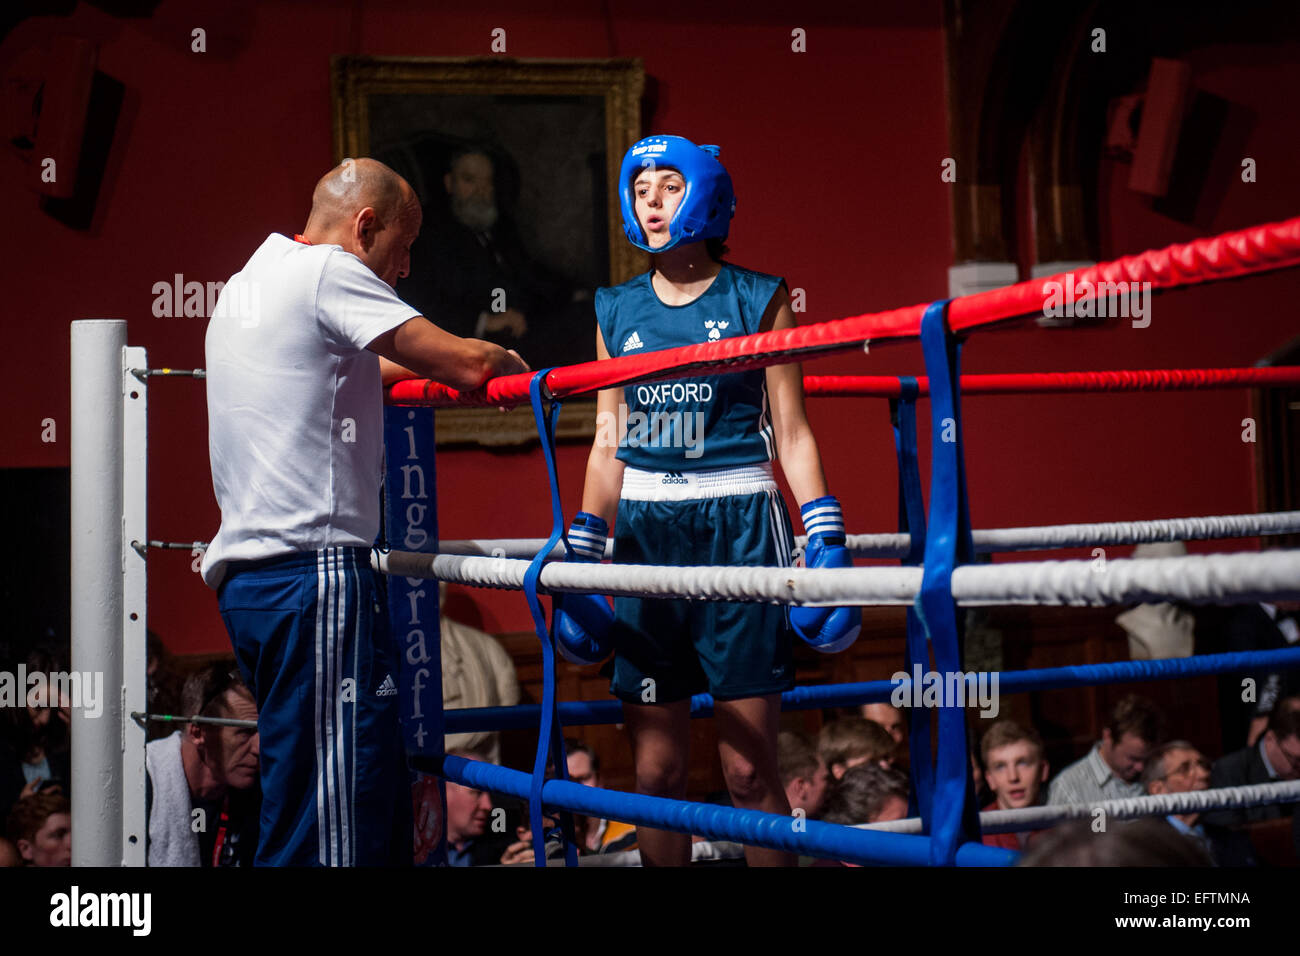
387,216 -> 1300,408
804,366 -> 1300,398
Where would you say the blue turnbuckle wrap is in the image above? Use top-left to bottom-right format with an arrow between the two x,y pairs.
916,300 -> 982,866
522,370 -> 580,867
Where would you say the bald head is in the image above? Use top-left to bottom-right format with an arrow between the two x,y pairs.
301,158 -> 421,287
307,158 -> 412,231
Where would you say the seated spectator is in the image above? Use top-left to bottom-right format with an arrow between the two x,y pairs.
1203,698 -> 1300,861
813,764 -> 909,867
860,702 -> 907,748
1047,694 -> 1164,806
144,662 -> 260,866
818,717 -> 897,780
443,748 -> 519,866
1195,600 -> 1300,752
777,731 -> 830,820
441,584 -> 521,765
5,791 -> 71,867
1142,740 -> 1256,866
979,720 -> 1049,850
821,764 -> 910,826
565,739 -> 636,854
0,645 -> 72,822
1018,817 -> 1211,867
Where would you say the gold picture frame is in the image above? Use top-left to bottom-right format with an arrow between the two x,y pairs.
331,55 -> 646,446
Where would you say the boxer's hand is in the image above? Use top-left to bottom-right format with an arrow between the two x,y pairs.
791,496 -> 861,653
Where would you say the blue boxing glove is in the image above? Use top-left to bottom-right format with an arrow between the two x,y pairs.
551,511 -> 615,665
791,496 -> 861,653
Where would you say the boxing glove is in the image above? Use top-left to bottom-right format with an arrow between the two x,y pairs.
790,495 -> 861,653
551,511 -> 615,665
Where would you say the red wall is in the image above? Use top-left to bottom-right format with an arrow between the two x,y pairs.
3,2 -> 1297,653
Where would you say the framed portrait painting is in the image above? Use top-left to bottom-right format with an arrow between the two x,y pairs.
332,55 -> 645,445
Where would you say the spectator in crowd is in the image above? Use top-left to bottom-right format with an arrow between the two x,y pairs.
1195,600 -> 1300,752
860,702 -> 907,748
5,791 -> 71,867
818,717 -> 898,780
1142,740 -> 1256,866
812,764 -> 910,867
144,662 -> 260,866
1047,694 -> 1165,806
145,630 -> 184,743
777,731 -> 831,820
1203,698 -> 1300,860
0,645 -> 72,822
443,748 -> 521,866
820,764 -> 910,826
564,739 -> 637,854
441,583 -> 521,765
1018,817 -> 1211,867
979,720 -> 1050,850
0,836 -> 21,867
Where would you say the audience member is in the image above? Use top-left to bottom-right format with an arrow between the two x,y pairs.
1047,694 -> 1165,806
820,764 -> 910,826
979,720 -> 1049,850
144,662 -> 260,866
1142,740 -> 1256,866
818,717 -> 897,780
860,703 -> 907,748
0,645 -> 72,822
565,739 -> 636,853
1195,601 -> 1300,752
4,791 -> 71,867
777,731 -> 831,820
1017,817 -> 1211,867
443,748 -> 521,866
1203,699 -> 1300,860
0,836 -> 21,867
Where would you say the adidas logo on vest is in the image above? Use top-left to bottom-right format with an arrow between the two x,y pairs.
376,674 -> 397,697
661,471 -> 688,485
622,331 -> 644,352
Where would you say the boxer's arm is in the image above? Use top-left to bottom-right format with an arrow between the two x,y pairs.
380,356 -> 420,385
762,288 -> 829,504
580,327 -> 625,529
368,316 -> 528,392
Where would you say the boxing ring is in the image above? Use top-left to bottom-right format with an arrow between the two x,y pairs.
70,215 -> 1300,866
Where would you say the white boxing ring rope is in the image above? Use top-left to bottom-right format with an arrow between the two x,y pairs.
376,548 -> 1300,608
440,509 -> 1300,561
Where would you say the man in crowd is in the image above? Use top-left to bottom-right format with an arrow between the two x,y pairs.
980,720 -> 1050,850
144,662 -> 260,866
1047,694 -> 1165,806
1143,740 -> 1256,866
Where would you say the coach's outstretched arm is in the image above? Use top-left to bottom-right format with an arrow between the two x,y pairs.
370,317 -> 528,390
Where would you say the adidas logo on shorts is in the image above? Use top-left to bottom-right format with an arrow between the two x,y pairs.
376,674 -> 397,697
622,331 -> 644,352
661,470 -> 688,485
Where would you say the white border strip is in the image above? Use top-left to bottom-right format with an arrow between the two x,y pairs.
440,510 -> 1300,560
374,549 -> 1300,607
865,780 -> 1300,834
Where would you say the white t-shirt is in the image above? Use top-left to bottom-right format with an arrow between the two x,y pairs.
202,233 -> 419,588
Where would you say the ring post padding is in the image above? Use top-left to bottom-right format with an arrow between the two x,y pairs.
916,300 -> 981,865
522,371 -> 579,867
382,402 -> 446,864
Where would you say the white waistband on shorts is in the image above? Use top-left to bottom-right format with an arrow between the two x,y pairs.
620,461 -> 777,502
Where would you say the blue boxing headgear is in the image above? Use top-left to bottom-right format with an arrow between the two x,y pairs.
619,135 -> 736,253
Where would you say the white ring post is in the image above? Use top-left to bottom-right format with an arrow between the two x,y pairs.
70,320 -> 126,866
121,346 -> 148,865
